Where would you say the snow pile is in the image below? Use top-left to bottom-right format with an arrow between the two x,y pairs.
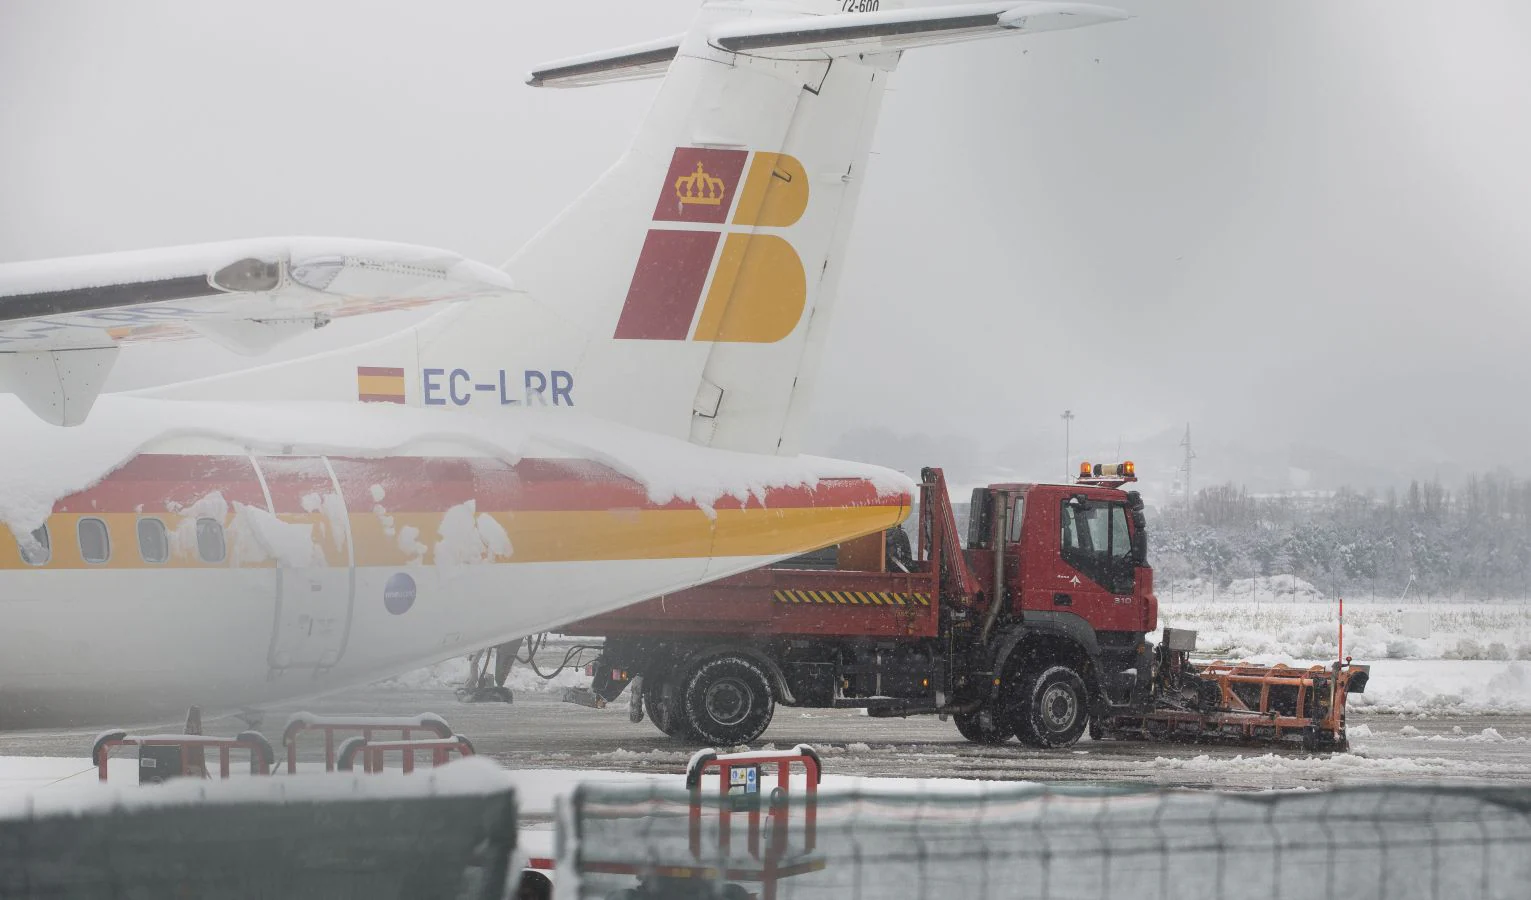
433,500 -> 513,566
1389,725 -> 1526,744
0,756 -> 511,821
167,491 -> 230,556
1152,751 -> 1455,777
1157,596 -> 1531,663
229,502 -> 322,567
1348,660 -> 1531,715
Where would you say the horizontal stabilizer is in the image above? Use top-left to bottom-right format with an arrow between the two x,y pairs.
710,1 -> 1127,60
527,33 -> 683,88
527,3 -> 1123,90
0,237 -> 514,355
0,237 -> 518,425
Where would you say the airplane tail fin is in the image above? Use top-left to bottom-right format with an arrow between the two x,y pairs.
149,2 -> 1122,449
477,1 -> 1124,454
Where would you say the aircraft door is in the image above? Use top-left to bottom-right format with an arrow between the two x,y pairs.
256,456 -> 355,672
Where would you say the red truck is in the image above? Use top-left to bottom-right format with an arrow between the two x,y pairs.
564,464 -> 1367,751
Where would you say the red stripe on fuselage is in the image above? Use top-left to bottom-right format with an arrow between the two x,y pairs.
52,455 -> 266,514
54,454 -> 896,516
257,456 -> 342,514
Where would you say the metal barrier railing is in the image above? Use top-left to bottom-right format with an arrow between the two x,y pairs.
686,744 -> 821,861
280,712 -> 453,773
336,734 -> 477,774
92,731 -> 275,782
570,744 -> 825,900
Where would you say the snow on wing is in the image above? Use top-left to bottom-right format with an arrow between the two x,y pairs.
0,237 -> 517,353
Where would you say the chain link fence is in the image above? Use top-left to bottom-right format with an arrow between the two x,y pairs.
8,761 -> 1531,899
0,762 -> 517,900
562,782 -> 1531,900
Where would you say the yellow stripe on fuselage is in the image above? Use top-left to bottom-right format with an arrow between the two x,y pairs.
0,503 -> 905,571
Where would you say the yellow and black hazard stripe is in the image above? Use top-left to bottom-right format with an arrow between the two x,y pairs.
771,589 -> 931,607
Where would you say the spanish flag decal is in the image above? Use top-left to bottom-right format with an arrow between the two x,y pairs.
357,366 -> 406,404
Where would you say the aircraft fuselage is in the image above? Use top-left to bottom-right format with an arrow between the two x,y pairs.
0,446 -> 905,728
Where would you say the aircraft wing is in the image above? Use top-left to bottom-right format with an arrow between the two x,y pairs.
0,237 -> 515,425
710,1 -> 1127,59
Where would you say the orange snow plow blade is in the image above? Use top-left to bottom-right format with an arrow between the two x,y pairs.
1097,654 -> 1370,752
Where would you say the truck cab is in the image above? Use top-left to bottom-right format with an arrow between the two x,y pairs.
942,467 -> 1160,746
961,469 -> 1158,708
966,477 -> 1156,634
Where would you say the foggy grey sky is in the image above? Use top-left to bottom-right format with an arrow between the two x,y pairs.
3,1 -> 1530,493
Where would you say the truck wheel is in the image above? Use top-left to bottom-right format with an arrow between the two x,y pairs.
644,677 -> 687,739
682,655 -> 775,747
954,709 -> 1012,744
1012,664 -> 1090,749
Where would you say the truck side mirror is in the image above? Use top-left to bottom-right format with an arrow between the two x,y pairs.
1131,531 -> 1148,565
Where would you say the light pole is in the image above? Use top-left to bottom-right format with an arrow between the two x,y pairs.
1061,410 -> 1074,480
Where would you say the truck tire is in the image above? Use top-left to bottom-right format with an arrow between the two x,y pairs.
954,709 -> 1012,744
681,655 -> 775,747
1011,664 -> 1090,749
645,677 -> 690,739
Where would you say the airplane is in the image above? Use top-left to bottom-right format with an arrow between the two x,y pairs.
0,0 -> 1125,728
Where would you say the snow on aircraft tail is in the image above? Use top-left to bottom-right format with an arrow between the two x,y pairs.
125,1 -> 1123,451
399,0 -> 1126,454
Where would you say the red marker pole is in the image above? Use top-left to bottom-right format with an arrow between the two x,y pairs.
1337,597 -> 1344,662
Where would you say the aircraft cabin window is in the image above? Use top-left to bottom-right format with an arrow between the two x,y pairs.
137,518 -> 170,564
17,525 -> 50,566
78,518 -> 110,564
196,518 -> 226,563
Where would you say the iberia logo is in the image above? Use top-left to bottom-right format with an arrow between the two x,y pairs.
614,147 -> 808,343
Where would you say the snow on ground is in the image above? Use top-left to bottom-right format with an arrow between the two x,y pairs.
1157,588 -> 1531,663
1157,588 -> 1531,713
375,648 -> 595,697
1346,660 -> 1531,715
0,757 -> 135,793
1151,750 -> 1457,778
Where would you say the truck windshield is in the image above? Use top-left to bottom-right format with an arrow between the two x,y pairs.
1060,499 -> 1134,593
1061,501 -> 1129,557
